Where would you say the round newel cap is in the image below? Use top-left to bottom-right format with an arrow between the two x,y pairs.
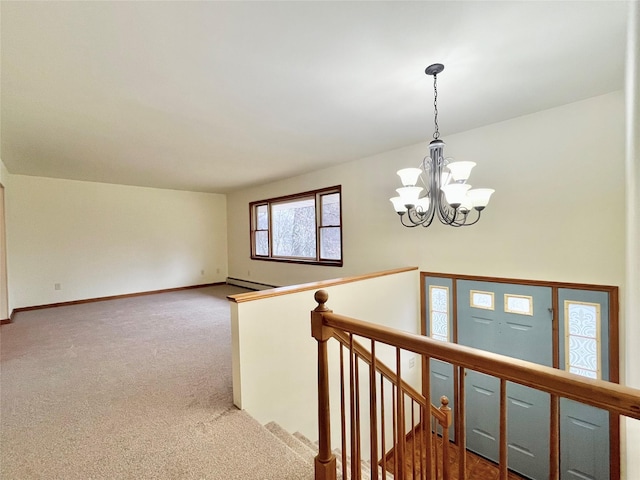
440,395 -> 449,407
314,289 -> 329,306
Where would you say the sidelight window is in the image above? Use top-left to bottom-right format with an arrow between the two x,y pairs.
564,300 -> 601,379
429,285 -> 450,342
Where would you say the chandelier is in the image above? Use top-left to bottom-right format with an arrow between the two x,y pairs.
390,64 -> 494,227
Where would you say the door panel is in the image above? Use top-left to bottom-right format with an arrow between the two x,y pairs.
560,399 -> 609,480
458,280 -> 553,366
558,289 -> 611,480
457,280 -> 552,480
463,376 -> 551,479
430,359 -> 455,440
465,371 -> 499,462
507,384 -> 550,480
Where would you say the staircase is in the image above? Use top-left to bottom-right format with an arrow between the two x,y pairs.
264,422 -> 390,480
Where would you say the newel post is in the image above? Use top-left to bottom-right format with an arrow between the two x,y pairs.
311,290 -> 337,480
439,396 -> 452,480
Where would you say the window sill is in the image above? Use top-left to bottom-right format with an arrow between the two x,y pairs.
250,256 -> 343,267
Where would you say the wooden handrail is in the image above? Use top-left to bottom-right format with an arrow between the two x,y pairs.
228,266 -> 418,303
331,329 -> 448,424
320,310 -> 640,420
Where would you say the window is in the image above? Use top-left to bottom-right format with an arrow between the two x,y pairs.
564,300 -> 601,379
250,186 -> 342,266
429,285 -> 450,342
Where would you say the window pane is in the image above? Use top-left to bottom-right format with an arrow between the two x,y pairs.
429,285 -> 449,342
321,193 -> 340,226
320,227 -> 341,260
431,312 -> 448,342
564,300 -> 600,379
568,336 -> 598,371
272,198 -> 316,258
256,205 -> 268,230
255,231 -> 269,256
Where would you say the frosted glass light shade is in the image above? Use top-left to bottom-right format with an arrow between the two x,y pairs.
446,161 -> 476,182
389,196 -> 408,213
467,188 -> 495,209
396,187 -> 423,205
441,183 -> 471,207
397,168 -> 422,187
414,197 -> 430,213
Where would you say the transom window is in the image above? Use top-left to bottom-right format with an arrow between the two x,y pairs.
250,186 -> 342,266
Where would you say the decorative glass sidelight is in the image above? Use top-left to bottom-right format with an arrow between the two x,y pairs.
564,300 -> 601,379
429,285 -> 450,342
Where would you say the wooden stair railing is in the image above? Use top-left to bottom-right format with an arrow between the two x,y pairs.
331,329 -> 452,480
312,290 -> 452,480
311,290 -> 640,480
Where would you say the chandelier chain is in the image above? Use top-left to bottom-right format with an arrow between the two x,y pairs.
433,74 -> 440,140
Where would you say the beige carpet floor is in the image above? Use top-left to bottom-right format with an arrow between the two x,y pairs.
0,285 -> 314,479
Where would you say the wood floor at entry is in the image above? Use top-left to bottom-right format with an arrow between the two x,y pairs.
385,426 -> 526,480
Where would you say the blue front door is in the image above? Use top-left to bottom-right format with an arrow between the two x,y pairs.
457,279 -> 553,480
422,276 -> 614,480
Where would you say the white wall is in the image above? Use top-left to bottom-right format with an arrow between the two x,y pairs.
231,268 -> 420,449
227,92 -> 625,289
0,158 -> 9,186
7,175 -> 228,309
625,1 -> 640,476
0,158 -> 9,318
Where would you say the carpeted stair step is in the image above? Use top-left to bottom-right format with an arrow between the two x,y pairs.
292,432 -> 345,480
331,447 -> 394,479
269,425 -> 390,480
265,421 -> 317,467
332,447 -> 374,480
293,431 -> 318,451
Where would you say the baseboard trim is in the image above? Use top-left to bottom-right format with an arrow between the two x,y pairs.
0,318 -> 10,325
9,282 -> 226,318
226,277 -> 278,291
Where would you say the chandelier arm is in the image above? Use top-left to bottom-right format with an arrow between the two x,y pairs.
450,209 -> 482,227
398,213 -> 422,228
405,208 -> 434,227
425,159 -> 439,225
432,146 -> 456,225
459,209 -> 482,227
419,206 -> 438,228
448,208 -> 469,227
432,142 -> 465,227
436,191 -> 459,225
450,218 -> 468,227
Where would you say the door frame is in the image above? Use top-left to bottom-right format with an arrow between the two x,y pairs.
420,271 -> 620,479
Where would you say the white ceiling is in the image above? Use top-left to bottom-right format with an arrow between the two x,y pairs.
0,1 -> 630,193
